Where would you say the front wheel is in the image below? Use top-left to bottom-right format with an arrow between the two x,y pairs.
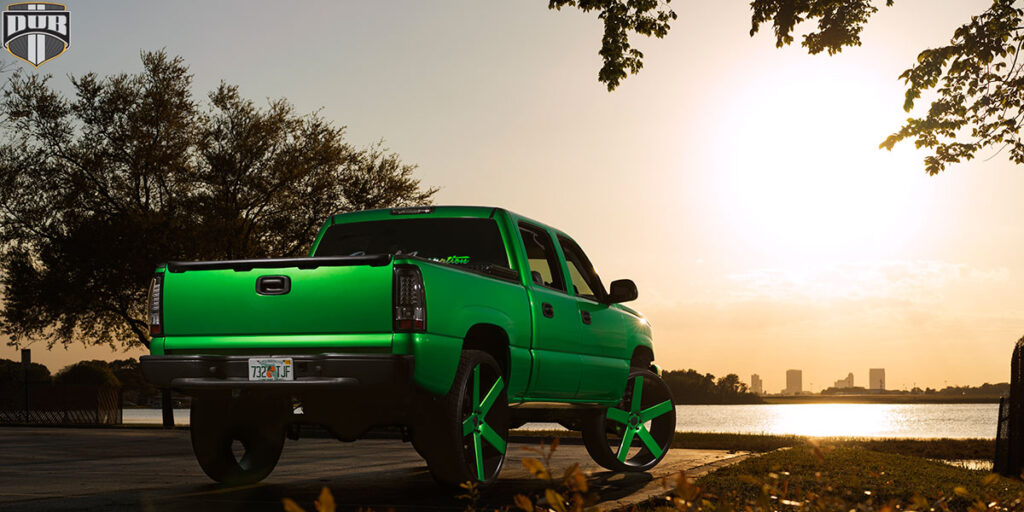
582,367 -> 675,472
190,394 -> 288,486
418,350 -> 509,487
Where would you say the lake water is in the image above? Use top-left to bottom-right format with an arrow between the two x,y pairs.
667,403 -> 999,439
124,403 -> 1000,439
124,408 -> 190,426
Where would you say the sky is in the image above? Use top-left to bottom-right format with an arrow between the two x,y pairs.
1,0 -> 1021,392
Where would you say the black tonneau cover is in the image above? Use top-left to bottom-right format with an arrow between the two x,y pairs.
166,254 -> 392,273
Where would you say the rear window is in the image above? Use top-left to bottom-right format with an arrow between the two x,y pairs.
314,218 -> 510,271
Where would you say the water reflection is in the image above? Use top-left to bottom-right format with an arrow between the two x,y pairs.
675,403 -> 998,438
770,404 -> 897,437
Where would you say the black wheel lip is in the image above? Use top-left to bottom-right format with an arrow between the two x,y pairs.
581,368 -> 676,472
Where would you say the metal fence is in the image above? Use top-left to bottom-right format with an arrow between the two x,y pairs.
0,384 -> 122,425
995,336 -> 1024,477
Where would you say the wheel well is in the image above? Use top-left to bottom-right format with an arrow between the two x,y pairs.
631,347 -> 654,369
463,324 -> 510,378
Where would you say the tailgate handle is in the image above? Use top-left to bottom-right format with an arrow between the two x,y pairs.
256,275 -> 291,296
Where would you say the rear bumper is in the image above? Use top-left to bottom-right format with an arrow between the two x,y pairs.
141,353 -> 413,392
141,354 -> 416,439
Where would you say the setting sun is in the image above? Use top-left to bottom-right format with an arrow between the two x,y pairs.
711,62 -> 932,265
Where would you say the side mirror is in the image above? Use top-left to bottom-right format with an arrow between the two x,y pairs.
605,279 -> 638,303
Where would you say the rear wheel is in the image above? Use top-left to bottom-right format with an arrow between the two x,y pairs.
190,393 -> 288,485
418,350 -> 509,487
582,368 -> 675,472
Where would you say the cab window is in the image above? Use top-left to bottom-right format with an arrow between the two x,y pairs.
518,223 -> 565,291
557,236 -> 605,301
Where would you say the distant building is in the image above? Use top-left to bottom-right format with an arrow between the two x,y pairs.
751,374 -> 763,395
869,368 -> 885,392
834,372 -> 854,389
785,369 -> 802,395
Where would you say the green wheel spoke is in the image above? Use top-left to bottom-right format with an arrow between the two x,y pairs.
606,407 -> 630,425
617,426 -> 637,462
636,425 -> 663,458
473,431 -> 485,481
462,416 -> 475,436
479,422 -> 506,453
640,399 -> 673,422
630,376 -> 643,413
478,376 -> 504,416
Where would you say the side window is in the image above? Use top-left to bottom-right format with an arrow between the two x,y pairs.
518,223 -> 565,292
558,236 -> 605,301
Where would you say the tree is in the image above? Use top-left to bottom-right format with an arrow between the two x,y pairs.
54,360 -> 120,389
0,358 -> 50,389
715,373 -> 748,398
565,0 -> 1024,174
750,0 -> 1024,174
0,50 -> 437,350
548,0 -> 677,91
662,368 -> 762,404
108,358 -> 159,404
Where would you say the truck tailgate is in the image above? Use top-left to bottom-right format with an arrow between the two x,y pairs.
162,262 -> 394,336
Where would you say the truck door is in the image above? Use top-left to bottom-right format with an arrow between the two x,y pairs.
556,235 -> 630,401
518,222 -> 583,399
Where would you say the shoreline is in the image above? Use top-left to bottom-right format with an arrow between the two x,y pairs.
758,394 -> 1002,404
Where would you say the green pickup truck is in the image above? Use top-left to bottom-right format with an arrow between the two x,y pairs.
141,206 -> 675,487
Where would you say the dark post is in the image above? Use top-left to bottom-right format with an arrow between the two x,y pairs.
161,389 -> 174,428
21,349 -> 30,423
996,336 -> 1024,476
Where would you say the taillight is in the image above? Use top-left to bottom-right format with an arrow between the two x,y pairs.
147,273 -> 163,337
394,266 -> 426,331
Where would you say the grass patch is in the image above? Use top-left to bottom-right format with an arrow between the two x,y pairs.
671,432 -> 805,453
513,430 -> 994,459
672,433 -> 995,460
510,431 -> 801,452
686,445 -> 1023,512
837,438 -> 994,461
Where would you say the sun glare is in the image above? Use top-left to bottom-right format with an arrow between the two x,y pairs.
711,64 -> 931,265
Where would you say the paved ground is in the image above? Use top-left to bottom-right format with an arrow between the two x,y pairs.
0,427 -> 749,511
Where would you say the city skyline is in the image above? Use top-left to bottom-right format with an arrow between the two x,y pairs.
753,367 -> 909,394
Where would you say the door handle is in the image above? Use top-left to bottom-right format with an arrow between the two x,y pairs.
541,302 -> 554,318
581,311 -> 591,325
256,275 -> 291,296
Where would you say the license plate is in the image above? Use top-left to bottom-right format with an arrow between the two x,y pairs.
248,358 -> 294,381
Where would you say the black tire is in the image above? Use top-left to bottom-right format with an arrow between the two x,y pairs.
189,393 -> 289,486
418,350 -> 509,487
582,367 -> 675,472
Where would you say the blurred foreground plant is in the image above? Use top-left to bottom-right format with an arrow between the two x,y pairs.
282,486 -> 335,512
514,437 -> 597,512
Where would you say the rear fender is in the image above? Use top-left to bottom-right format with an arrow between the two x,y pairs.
452,306 -> 530,399
412,305 -> 527,397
